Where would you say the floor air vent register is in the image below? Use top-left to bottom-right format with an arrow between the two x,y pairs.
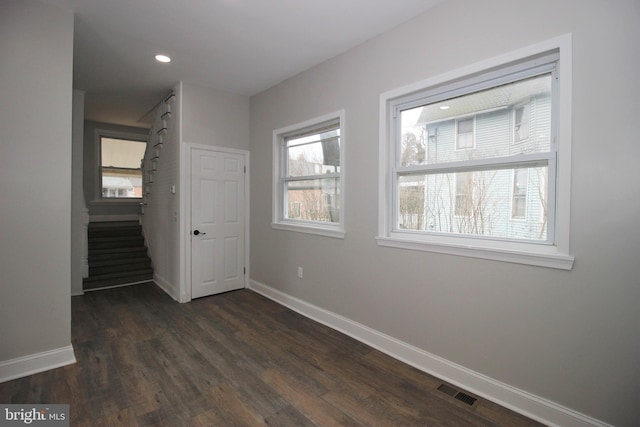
437,383 -> 479,406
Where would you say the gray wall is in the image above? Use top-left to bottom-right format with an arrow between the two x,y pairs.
249,1 -> 640,426
182,82 -> 250,150
0,0 -> 74,360
142,85 -> 182,300
83,120 -> 149,218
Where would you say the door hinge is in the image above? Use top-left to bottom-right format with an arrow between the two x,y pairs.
244,165 -> 246,173
243,267 -> 246,275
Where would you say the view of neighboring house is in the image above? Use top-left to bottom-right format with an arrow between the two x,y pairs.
285,127 -> 341,223
101,175 -> 143,198
398,73 -> 551,242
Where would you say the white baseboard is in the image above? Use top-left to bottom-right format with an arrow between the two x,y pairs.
153,274 -> 181,302
248,279 -> 611,427
0,345 -> 76,383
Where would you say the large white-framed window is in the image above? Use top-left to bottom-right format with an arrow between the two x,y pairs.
94,129 -> 148,202
377,35 -> 574,270
272,110 -> 345,238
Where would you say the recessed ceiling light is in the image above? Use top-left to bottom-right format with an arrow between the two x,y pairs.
439,105 -> 450,110
155,54 -> 171,63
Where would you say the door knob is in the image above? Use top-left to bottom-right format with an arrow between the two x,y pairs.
193,230 -> 206,236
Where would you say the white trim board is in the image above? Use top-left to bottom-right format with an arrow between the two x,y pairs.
248,279 -> 611,427
0,346 -> 76,383
153,273 -> 181,303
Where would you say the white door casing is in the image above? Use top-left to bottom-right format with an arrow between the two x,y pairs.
190,147 -> 246,298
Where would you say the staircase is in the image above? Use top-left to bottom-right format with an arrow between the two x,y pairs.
83,221 -> 153,291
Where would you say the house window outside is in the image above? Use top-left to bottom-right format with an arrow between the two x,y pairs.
514,104 -> 530,143
511,168 -> 528,219
378,37 -> 574,269
101,137 -> 146,199
273,111 -> 345,238
454,172 -> 473,217
456,118 -> 475,150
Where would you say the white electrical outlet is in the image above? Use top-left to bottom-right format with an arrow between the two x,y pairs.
297,267 -> 303,279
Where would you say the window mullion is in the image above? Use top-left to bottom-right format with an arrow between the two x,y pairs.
283,173 -> 340,182
395,152 -> 552,176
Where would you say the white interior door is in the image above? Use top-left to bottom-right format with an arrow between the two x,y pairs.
191,148 -> 245,299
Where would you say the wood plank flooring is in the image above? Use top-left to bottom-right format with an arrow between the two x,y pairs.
0,283 -> 545,426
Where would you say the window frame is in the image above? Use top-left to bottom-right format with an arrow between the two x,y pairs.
93,129 -> 148,204
377,35 -> 574,270
272,110 -> 346,239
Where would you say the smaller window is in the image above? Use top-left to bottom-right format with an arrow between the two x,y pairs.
456,117 -> 475,150
455,172 -> 473,216
273,111 -> 345,238
513,104 -> 530,143
511,169 -> 528,219
100,137 -> 146,199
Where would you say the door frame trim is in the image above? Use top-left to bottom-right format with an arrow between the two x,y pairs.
181,143 -> 250,302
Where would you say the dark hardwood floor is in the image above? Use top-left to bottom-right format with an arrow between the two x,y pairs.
0,283 -> 544,426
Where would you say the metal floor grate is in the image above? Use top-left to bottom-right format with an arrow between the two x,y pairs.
437,383 -> 479,407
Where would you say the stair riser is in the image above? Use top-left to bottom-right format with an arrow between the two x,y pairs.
89,252 -> 148,262
90,262 -> 152,276
90,257 -> 151,267
88,230 -> 143,239
89,247 -> 148,255
89,241 -> 145,250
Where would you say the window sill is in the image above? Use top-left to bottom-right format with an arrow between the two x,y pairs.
272,221 -> 345,239
375,235 -> 574,270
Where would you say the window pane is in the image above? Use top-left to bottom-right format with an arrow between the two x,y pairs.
399,73 -> 552,167
102,168 -> 143,198
101,137 -> 146,198
397,166 -> 548,241
286,129 -> 340,177
285,178 -> 340,223
101,138 -> 146,168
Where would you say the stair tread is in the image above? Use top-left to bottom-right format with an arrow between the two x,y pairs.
83,275 -> 154,291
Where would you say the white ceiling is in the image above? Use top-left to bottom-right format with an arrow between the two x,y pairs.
43,0 -> 444,128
